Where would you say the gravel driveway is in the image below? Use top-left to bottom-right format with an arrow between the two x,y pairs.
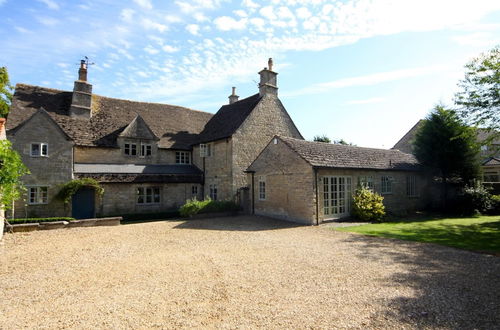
1,215 -> 499,329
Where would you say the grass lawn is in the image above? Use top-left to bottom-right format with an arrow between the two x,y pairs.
336,215 -> 500,254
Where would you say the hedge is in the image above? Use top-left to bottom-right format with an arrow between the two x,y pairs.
179,198 -> 240,217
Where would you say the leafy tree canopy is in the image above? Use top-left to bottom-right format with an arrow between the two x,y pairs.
0,140 -> 29,209
333,139 -> 355,146
413,105 -> 480,184
0,67 -> 13,118
313,135 -> 331,143
455,46 -> 499,142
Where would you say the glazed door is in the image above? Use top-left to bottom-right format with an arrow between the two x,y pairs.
323,176 -> 352,219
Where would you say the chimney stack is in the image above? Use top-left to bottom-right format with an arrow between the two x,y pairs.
70,59 -> 93,119
258,58 -> 278,97
228,86 -> 239,104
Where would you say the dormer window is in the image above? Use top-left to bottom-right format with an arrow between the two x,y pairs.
140,144 -> 152,157
30,143 -> 48,157
176,151 -> 191,164
124,143 -> 137,156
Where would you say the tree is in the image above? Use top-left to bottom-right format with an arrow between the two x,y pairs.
0,67 -> 14,118
333,139 -> 355,146
0,140 -> 29,212
313,135 -> 331,143
455,46 -> 499,142
413,105 -> 481,206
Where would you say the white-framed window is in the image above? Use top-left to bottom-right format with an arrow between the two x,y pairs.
258,176 -> 266,200
358,176 -> 374,191
209,184 -> 217,200
137,187 -> 160,204
200,143 -> 212,157
192,185 -> 198,197
124,143 -> 137,156
30,143 -> 48,157
406,175 -> 418,197
140,144 -> 152,157
176,151 -> 191,164
27,186 -> 48,204
381,176 -> 393,194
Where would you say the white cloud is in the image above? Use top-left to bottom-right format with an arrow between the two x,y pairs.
37,16 -> 59,26
345,97 -> 386,105
141,18 -> 168,32
120,9 -> 135,22
186,24 -> 201,35
452,32 -> 500,47
242,0 -> 260,9
165,15 -> 183,23
214,16 -> 248,31
296,7 -> 311,19
194,12 -> 209,22
133,0 -> 153,10
144,45 -> 159,54
260,6 -> 276,20
36,0 -> 59,10
176,0 -> 219,13
234,9 -> 248,17
14,26 -> 30,33
162,45 -> 180,53
250,17 -> 265,30
285,65 -> 453,97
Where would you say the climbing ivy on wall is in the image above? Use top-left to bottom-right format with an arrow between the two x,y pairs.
57,178 -> 104,204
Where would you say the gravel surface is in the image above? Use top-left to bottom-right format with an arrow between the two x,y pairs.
1,215 -> 499,329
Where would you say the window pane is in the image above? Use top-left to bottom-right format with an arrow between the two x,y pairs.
41,144 -> 48,156
31,144 -> 40,156
131,144 -> 137,155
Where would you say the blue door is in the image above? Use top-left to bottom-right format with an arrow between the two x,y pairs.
72,187 -> 95,219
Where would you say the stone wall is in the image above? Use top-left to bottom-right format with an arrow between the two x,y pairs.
98,183 -> 201,216
192,139 -> 233,200
317,168 -> 430,219
248,138 -> 316,224
231,94 -> 302,196
8,112 -> 73,218
74,144 -> 184,165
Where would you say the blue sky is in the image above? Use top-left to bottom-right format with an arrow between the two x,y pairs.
1,0 -> 499,148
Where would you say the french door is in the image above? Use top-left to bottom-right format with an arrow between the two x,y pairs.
323,176 -> 352,219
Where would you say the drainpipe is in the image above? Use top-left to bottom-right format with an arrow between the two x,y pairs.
251,172 -> 255,215
314,167 -> 319,226
202,156 -> 206,198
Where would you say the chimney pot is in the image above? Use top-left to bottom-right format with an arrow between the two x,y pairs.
228,86 -> 239,104
258,59 -> 278,97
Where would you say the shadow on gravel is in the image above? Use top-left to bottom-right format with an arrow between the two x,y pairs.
173,215 -> 302,231
341,234 -> 500,329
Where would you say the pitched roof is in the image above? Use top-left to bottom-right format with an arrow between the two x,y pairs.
119,115 -> 159,140
7,84 -> 213,150
392,120 -> 423,153
279,136 -> 421,171
197,93 -> 262,143
482,157 -> 500,166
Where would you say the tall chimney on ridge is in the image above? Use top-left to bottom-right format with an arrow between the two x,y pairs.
258,58 -> 278,97
228,87 -> 239,104
70,59 -> 93,119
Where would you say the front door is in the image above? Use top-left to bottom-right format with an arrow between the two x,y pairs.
323,176 -> 352,219
72,187 -> 95,219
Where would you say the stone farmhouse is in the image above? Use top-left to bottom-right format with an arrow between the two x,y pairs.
7,59 -> 429,224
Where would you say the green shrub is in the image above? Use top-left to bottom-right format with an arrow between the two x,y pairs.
351,187 -> 386,222
488,195 -> 500,215
456,181 -> 492,215
8,217 -> 75,224
179,198 -> 240,217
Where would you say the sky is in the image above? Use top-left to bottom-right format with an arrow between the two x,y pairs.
1,0 -> 499,148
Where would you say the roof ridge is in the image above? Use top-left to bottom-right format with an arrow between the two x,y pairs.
280,135 -> 413,154
15,83 -> 212,115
